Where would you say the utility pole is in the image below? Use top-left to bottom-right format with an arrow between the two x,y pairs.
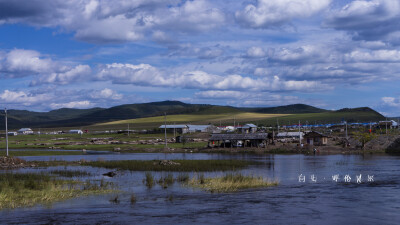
298,120 -> 302,144
386,118 -> 388,135
128,124 -> 130,136
277,119 -> 280,133
164,112 -> 167,148
5,108 -> 9,157
345,121 -> 348,140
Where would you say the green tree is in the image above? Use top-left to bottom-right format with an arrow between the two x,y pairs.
353,129 -> 375,149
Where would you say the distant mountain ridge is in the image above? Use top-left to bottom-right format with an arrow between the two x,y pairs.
0,101 -> 384,129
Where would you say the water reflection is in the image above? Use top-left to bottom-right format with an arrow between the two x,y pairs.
1,153 -> 399,224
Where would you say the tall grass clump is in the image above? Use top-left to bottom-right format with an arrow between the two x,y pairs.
0,172 -> 114,209
177,173 -> 190,183
144,172 -> 155,188
157,173 -> 174,188
187,173 -> 278,193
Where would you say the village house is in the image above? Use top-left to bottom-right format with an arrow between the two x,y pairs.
208,133 -> 271,148
159,125 -> 189,134
276,131 -> 304,142
237,124 -> 257,133
303,131 -> 328,146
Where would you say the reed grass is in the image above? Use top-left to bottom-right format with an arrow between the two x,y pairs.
187,173 -> 278,193
83,160 -> 255,172
144,172 -> 155,188
0,172 -> 114,209
157,173 -> 174,188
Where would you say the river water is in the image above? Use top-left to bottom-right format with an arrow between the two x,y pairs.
1,153 -> 399,224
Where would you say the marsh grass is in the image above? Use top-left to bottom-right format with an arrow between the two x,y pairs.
84,160 -> 255,172
50,170 -> 91,177
130,194 -> 137,204
157,173 -> 174,188
144,172 -> 155,188
177,173 -> 190,183
187,173 -> 278,193
0,173 -> 114,209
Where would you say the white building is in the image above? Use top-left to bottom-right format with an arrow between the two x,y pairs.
69,130 -> 83,134
17,128 -> 34,135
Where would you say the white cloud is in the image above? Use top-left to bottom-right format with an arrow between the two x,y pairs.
96,63 -> 329,92
344,49 -> 400,62
324,0 -> 400,44
0,90 -> 51,105
1,49 -> 54,77
382,96 -> 400,107
236,0 -> 331,28
30,65 -> 91,86
245,47 -> 266,58
90,88 -> 122,100
0,0 -> 225,44
195,90 -> 304,107
49,100 -> 93,109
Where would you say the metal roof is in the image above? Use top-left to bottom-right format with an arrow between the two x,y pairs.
209,133 -> 269,141
159,125 -> 188,129
242,124 -> 257,128
187,125 -> 212,131
18,128 -> 32,132
276,132 -> 304,137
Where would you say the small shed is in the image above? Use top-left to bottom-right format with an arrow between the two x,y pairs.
8,132 -> 18,136
303,131 -> 328,146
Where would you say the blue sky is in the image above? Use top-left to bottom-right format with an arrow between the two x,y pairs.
0,0 -> 400,116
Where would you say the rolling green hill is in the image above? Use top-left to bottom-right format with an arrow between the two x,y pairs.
0,101 -> 384,129
243,104 -> 328,114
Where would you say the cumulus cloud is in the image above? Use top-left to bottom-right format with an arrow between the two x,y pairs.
0,89 -> 51,105
325,0 -> 400,44
0,49 -> 54,77
344,49 -> 400,62
194,90 -> 304,107
235,0 -> 331,28
0,0 -> 225,44
245,47 -> 266,58
96,63 -> 329,92
30,65 -> 91,86
382,96 -> 400,107
166,44 -> 225,59
89,88 -> 123,100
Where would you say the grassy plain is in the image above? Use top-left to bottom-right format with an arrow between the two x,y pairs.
92,112 -> 289,130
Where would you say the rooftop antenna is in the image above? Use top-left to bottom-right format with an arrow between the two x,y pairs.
5,108 -> 9,157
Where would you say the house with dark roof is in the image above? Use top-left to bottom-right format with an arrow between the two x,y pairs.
303,131 -> 328,146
